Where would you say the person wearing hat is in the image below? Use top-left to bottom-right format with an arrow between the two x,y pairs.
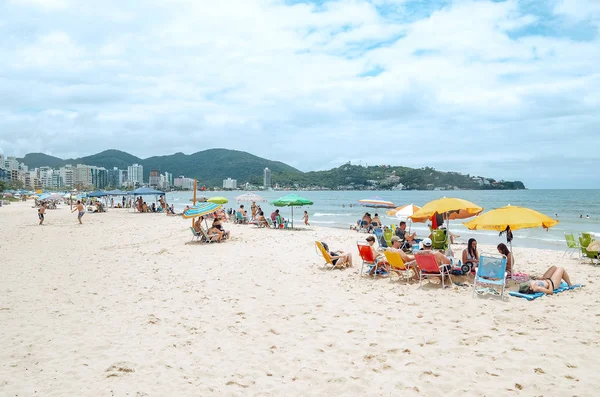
388,236 -> 416,263
416,237 -> 451,270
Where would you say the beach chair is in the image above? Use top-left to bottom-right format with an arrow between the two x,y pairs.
414,252 -> 452,288
383,250 -> 415,283
199,227 -> 220,243
383,229 -> 393,247
190,227 -> 202,242
579,233 -> 597,262
357,241 -> 381,277
562,233 -> 581,259
431,229 -> 448,251
374,228 -> 387,248
266,218 -> 277,229
357,220 -> 369,233
472,255 -> 507,299
315,241 -> 336,270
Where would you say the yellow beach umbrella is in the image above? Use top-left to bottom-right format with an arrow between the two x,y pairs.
463,205 -> 558,232
410,197 -> 483,223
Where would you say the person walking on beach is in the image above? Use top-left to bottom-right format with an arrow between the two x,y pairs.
303,211 -> 310,226
122,196 -> 126,208
38,202 -> 46,225
72,200 -> 85,224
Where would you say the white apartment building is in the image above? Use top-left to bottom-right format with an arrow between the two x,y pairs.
174,176 -> 195,190
223,178 -> 237,189
263,167 -> 272,188
119,169 -> 128,187
127,164 -> 144,187
59,165 -> 74,188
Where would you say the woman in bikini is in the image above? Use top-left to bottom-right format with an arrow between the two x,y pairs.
497,243 -> 514,275
522,266 -> 574,294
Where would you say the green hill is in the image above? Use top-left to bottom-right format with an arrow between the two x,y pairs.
17,149 -> 525,190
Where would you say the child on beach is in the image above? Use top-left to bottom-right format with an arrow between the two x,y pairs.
303,211 -> 309,225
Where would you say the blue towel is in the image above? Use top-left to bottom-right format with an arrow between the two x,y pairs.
509,282 -> 583,300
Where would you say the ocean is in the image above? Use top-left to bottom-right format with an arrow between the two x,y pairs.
165,189 -> 600,252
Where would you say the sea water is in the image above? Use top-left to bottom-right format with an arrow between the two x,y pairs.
165,189 -> 600,252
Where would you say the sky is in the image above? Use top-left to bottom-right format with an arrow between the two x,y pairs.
0,0 -> 598,189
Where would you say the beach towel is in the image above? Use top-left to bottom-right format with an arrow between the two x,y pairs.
509,282 -> 583,300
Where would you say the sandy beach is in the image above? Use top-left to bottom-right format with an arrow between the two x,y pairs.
1,201 -> 599,396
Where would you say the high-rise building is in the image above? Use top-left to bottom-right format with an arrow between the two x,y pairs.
127,164 -> 144,187
4,156 -> 19,171
107,167 -> 120,188
223,178 -> 237,189
174,176 -> 195,190
0,153 -> 4,169
149,169 -> 160,187
74,164 -> 93,189
164,172 -> 173,187
263,167 -> 272,188
119,170 -> 128,187
91,167 -> 108,189
59,165 -> 74,188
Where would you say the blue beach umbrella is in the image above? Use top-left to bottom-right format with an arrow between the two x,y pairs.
183,202 -> 223,219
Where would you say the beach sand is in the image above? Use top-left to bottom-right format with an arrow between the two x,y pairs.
1,201 -> 599,396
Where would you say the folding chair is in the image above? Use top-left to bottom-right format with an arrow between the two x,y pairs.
472,255 -> 507,299
414,252 -> 452,288
383,250 -> 416,283
315,241 -> 336,270
357,241 -> 383,277
190,227 -> 202,242
562,233 -> 581,259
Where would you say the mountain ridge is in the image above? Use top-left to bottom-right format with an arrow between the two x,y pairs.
18,149 -> 526,190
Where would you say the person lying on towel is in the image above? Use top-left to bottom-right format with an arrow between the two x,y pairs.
519,266 -> 575,295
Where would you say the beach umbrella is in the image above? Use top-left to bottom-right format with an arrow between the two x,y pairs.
386,203 -> 421,219
463,205 -> 558,232
207,196 -> 228,204
358,197 -> 395,208
463,205 -> 559,277
182,202 -> 223,219
410,197 -> 483,223
271,194 -> 314,228
47,193 -> 64,201
236,193 -> 265,202
587,240 -> 600,252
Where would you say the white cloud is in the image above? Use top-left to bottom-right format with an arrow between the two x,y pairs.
0,0 -> 598,188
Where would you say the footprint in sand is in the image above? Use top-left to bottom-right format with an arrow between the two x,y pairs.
105,361 -> 136,378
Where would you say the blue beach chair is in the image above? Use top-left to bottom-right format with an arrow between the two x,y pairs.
472,255 -> 508,300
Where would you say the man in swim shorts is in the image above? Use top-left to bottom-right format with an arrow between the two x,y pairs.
72,200 -> 85,224
38,202 -> 46,225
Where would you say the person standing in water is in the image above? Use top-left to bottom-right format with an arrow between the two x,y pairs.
72,200 -> 85,224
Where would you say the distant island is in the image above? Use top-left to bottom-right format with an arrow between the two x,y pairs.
14,149 -> 525,191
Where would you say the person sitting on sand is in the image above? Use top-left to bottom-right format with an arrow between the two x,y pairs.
461,238 -> 479,271
321,242 -> 352,268
257,211 -> 268,228
212,218 -> 230,239
362,213 -> 372,230
497,243 -> 513,275
519,266 -> 574,295
371,213 -> 382,229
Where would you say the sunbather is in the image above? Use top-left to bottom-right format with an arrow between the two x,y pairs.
520,266 -> 574,295
322,242 -> 353,268
371,213 -> 382,229
212,218 -> 230,239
